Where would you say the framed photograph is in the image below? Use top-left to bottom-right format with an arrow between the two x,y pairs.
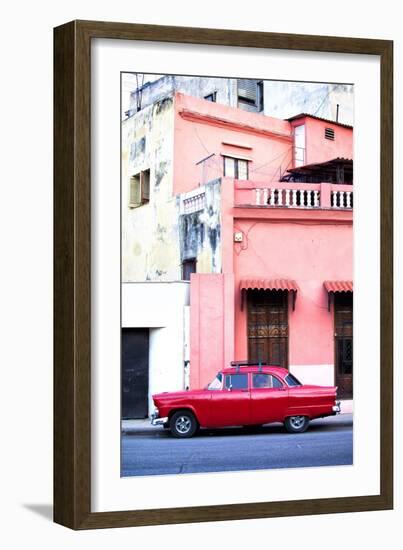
54,20 -> 393,529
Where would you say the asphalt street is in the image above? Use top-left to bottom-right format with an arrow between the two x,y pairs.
121,414 -> 353,477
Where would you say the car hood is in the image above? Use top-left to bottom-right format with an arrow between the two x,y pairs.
153,389 -> 208,400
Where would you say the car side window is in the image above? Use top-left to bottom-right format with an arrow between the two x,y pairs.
225,373 -> 248,390
285,373 -> 302,386
207,373 -> 223,390
252,373 -> 283,389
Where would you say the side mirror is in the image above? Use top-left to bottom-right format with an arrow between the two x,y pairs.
227,384 -> 233,391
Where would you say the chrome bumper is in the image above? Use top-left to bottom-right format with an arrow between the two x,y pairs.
151,410 -> 168,426
332,401 -> 341,414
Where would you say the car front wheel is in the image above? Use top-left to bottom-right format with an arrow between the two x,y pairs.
170,410 -> 198,438
284,415 -> 309,433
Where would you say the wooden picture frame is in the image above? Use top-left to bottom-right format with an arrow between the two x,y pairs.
54,20 -> 393,530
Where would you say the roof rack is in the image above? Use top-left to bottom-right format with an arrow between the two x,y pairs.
230,360 -> 268,373
229,361 -> 283,372
231,360 -> 268,367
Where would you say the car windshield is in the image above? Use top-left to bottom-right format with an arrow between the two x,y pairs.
285,373 -> 302,386
207,373 -> 223,390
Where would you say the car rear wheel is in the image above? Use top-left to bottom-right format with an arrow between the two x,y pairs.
170,411 -> 198,438
284,415 -> 309,433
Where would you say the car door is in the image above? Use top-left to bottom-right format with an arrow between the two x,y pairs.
209,373 -> 251,427
250,373 -> 289,424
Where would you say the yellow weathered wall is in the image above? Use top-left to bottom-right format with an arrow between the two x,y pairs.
122,96 -> 181,282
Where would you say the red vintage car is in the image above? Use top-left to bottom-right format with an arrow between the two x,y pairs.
151,362 -> 341,438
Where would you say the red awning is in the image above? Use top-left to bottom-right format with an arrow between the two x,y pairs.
239,279 -> 298,310
324,281 -> 353,293
240,278 -> 299,292
324,280 -> 353,311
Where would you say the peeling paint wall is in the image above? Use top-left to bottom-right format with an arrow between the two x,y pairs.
129,75 -> 237,116
127,76 -> 353,127
263,82 -> 354,126
122,94 -> 223,282
179,179 -> 222,274
122,94 -> 182,282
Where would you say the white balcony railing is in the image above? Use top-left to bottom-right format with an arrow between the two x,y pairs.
331,190 -> 353,209
255,187 -> 321,208
180,186 -> 207,215
234,181 -> 353,210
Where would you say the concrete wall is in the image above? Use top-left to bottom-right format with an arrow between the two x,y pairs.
129,75 -> 237,115
173,92 -> 293,194
232,218 -> 353,386
179,179 -> 222,273
122,282 -> 190,412
190,273 -> 234,389
293,116 -> 353,166
127,75 -> 353,127
263,81 -> 354,127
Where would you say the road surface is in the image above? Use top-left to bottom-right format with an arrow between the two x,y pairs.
121,414 -> 353,477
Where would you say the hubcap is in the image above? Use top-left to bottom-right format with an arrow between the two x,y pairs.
290,416 -> 305,429
175,416 -> 191,434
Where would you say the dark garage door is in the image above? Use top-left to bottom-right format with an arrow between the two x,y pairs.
121,328 -> 149,419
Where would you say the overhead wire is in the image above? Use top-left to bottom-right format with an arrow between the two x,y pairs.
191,124 -> 295,182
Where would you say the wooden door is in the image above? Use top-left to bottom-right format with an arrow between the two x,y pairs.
334,293 -> 353,398
247,290 -> 289,369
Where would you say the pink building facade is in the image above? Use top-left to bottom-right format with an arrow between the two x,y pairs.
122,90 -> 353,419
172,93 -> 353,399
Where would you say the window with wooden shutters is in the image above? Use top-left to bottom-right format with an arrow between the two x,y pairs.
238,79 -> 257,105
141,169 -> 150,201
223,156 -> 249,180
224,157 -> 236,178
237,79 -> 264,112
129,169 -> 150,208
237,159 -> 248,180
